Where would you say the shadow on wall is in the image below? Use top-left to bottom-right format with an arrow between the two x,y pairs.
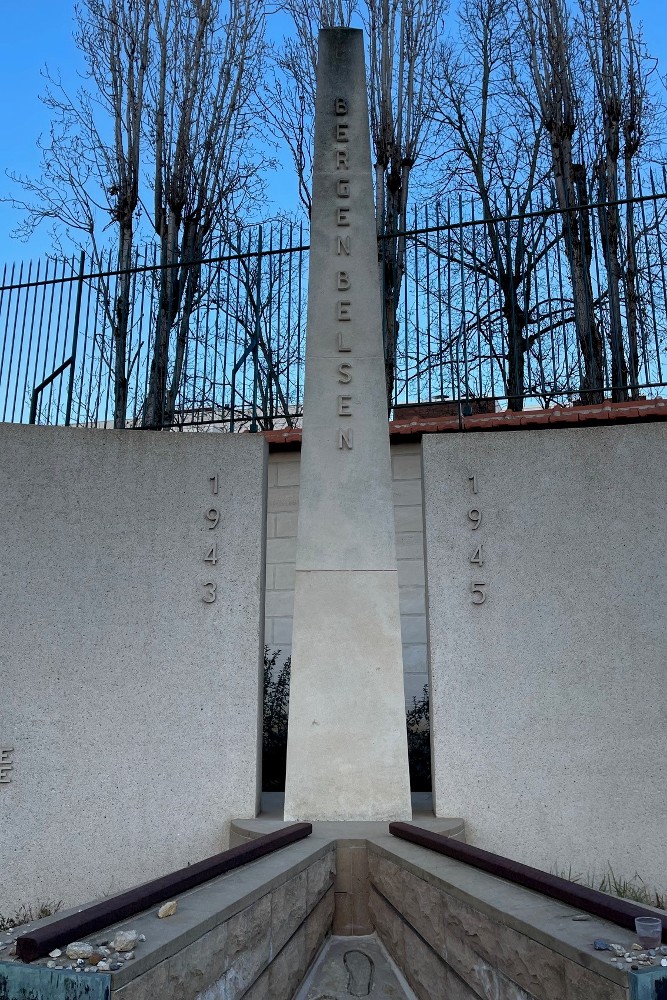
262,646 -> 431,793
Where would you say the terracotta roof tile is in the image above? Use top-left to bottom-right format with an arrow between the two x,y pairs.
259,397 -> 667,449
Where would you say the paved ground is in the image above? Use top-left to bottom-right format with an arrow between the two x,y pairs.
294,934 -> 417,1000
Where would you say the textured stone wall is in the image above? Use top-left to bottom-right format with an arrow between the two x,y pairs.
368,844 -> 630,1000
264,442 -> 427,705
0,425 -> 267,913
112,847 -> 336,1000
422,422 -> 667,895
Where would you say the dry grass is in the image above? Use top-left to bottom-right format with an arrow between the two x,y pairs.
0,900 -> 63,932
555,865 -> 666,911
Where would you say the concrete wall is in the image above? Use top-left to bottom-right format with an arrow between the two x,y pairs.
422,423 -> 667,894
265,442 -> 428,705
0,425 -> 267,913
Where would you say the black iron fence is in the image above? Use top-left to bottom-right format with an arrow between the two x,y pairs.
1,178 -> 666,430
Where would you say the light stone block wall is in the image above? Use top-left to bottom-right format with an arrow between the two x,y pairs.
422,423 -> 667,895
264,442 -> 427,705
368,843 -> 631,1000
114,846 -> 336,1000
0,425 -> 267,913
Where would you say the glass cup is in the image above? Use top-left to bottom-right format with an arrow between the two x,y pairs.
635,916 -> 663,949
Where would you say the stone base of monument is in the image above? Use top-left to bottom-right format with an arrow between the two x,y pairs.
0,818 -> 643,1000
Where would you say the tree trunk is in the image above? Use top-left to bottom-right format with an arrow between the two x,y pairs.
501,280 -> 527,411
553,161 -> 604,404
597,171 -> 628,401
164,261 -> 200,428
623,159 -> 640,398
113,222 -> 134,428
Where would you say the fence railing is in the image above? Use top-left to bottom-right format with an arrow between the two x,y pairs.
1,179 -> 666,431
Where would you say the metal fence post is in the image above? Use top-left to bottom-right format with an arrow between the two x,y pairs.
250,226 -> 262,433
65,250 -> 85,427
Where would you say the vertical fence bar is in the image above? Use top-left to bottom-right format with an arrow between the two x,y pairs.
296,222 -> 304,415
446,201 -> 454,403
102,256 -> 115,427
424,205 -> 432,403
0,262 -> 15,406
11,259 -> 33,422
647,171 -> 666,384
76,258 -> 94,427
221,237 -> 231,424
251,226 -> 262,433
2,261 -> 24,422
637,175 -> 662,384
18,260 -> 41,422
65,251 -> 86,426
30,260 -> 49,418
285,223 -> 294,418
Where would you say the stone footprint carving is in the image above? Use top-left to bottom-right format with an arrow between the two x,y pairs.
343,949 -> 375,996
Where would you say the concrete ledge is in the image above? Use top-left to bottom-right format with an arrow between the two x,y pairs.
0,839 -> 336,1000
367,836 -> 638,999
3,831 -> 656,999
230,795 -> 466,847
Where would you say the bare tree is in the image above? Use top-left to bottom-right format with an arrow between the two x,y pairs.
263,0 -> 355,218
8,0 -> 152,427
263,0 -> 444,403
431,0 -> 557,409
7,0 -> 267,429
365,0 -> 443,401
210,225 -> 306,430
524,0 -> 606,403
580,0 -> 657,399
142,0 -> 267,428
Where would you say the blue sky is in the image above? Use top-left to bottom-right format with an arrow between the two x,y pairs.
1,0 -> 665,265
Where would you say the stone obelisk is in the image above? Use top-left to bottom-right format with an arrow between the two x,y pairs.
283,28 -> 411,821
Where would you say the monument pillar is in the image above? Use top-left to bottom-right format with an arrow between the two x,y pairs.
283,28 -> 412,821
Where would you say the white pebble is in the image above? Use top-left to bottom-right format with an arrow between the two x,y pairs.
66,942 -> 94,961
109,930 -> 139,952
49,949 -> 62,959
662,958 -> 667,967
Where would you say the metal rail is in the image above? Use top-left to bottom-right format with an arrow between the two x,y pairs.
28,356 -> 75,424
389,823 -> 666,941
27,251 -> 85,426
16,822 -> 312,963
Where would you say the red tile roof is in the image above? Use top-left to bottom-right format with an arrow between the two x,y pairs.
260,397 -> 667,450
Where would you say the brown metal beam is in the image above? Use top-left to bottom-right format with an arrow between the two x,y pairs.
389,823 -> 666,942
17,823 -> 312,963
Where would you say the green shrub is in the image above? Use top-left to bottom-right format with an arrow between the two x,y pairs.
406,685 -> 431,792
262,647 -> 291,791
